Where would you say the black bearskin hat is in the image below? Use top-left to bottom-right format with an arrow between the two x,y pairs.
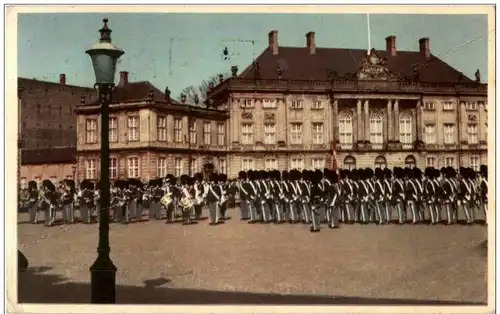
218,173 -> 227,182
282,170 -> 289,181
28,180 -> 37,190
238,171 -> 247,180
480,165 -> 487,179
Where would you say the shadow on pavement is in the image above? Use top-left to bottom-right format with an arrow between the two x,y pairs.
17,266 -> 486,305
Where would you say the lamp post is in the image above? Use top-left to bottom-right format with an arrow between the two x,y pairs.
86,18 -> 124,304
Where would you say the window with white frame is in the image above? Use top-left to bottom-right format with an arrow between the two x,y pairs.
374,156 -> 386,169
217,123 -> 225,145
399,113 -> 412,147
174,118 -> 182,142
290,123 -> 303,144
218,159 -> 226,174
343,156 -> 356,170
445,157 -> 455,167
289,110 -> 302,120
264,123 -> 276,144
312,158 -> 325,170
203,122 -> 211,145
189,119 -> 196,144
85,159 -> 97,179
127,157 -> 140,178
291,100 -> 303,109
369,114 -> 383,148
174,158 -> 183,177
262,99 -> 277,109
34,176 -> 41,186
312,123 -> 324,144
127,116 -> 139,141
109,157 -> 118,179
339,112 -> 353,147
469,156 -> 480,171
157,115 -> 167,141
85,119 -> 98,143
241,99 -> 254,108
241,123 -> 254,144
109,117 -> 118,142
265,157 -> 278,171
189,158 -> 197,175
50,176 -> 57,185
468,124 -> 478,144
443,101 -> 454,111
20,177 -> 27,189
444,124 -> 455,144
158,157 -> 167,177
290,157 -> 304,170
311,100 -> 323,109
242,158 -> 255,171
426,157 -> 436,167
466,102 -> 478,111
424,101 -> 435,110
424,124 -> 436,144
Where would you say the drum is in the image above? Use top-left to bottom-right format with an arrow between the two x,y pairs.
160,193 -> 172,207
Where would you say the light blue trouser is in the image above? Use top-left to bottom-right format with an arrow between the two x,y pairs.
301,203 -> 312,223
208,202 -> 219,224
62,203 -> 74,223
240,200 -> 250,219
28,203 -> 38,223
273,202 -> 285,222
310,204 -> 321,231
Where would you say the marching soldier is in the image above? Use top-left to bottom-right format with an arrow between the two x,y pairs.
27,181 -> 39,224
41,180 -> 57,227
247,170 -> 259,223
424,167 -> 439,224
373,168 -> 387,225
441,167 -> 457,225
260,171 -> 273,223
479,165 -> 488,224
237,171 -> 250,220
383,168 -> 394,223
272,170 -> 286,223
405,168 -> 419,224
79,180 -> 95,224
61,179 -> 75,224
218,174 -> 229,220
193,173 -> 205,220
309,170 -> 322,232
314,169 -> 327,224
298,170 -> 312,224
205,173 -> 221,225
458,167 -> 473,224
393,167 -> 406,224
326,169 -> 341,228
164,176 -> 176,223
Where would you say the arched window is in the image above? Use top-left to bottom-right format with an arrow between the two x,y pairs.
405,155 -> 416,168
399,113 -> 413,148
374,155 -> 387,169
370,113 -> 383,149
338,112 -> 353,149
343,155 -> 356,170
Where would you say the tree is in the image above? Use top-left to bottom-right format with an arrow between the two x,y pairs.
179,72 -> 230,107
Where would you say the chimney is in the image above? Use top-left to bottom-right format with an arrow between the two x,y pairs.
119,71 -> 129,86
419,37 -> 430,58
385,35 -> 396,56
231,65 -> 238,77
268,30 -> 278,56
306,32 -> 316,54
59,73 -> 66,85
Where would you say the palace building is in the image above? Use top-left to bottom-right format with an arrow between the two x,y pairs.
206,31 -> 488,179
75,72 -> 229,182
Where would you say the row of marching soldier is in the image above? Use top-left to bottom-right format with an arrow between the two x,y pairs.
235,165 -> 488,232
19,172 -> 239,227
19,165 -> 488,231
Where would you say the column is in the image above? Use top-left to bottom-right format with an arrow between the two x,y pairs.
393,100 -> 399,143
364,100 -> 370,143
387,100 -> 393,142
356,99 -> 363,143
332,99 -> 339,142
416,100 -> 422,143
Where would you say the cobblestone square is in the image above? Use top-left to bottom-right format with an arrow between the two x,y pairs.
17,208 -> 488,305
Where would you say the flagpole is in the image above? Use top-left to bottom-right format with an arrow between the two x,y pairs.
367,13 -> 371,55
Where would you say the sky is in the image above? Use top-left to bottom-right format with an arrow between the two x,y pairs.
18,13 -> 488,97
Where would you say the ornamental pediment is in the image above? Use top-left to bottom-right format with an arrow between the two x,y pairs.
357,49 -> 398,81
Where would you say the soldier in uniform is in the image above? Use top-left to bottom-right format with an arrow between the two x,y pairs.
27,181 -> 39,224
164,176 -> 177,223
282,170 -> 297,223
297,170 -> 311,224
272,170 -> 286,223
218,174 -> 229,220
373,168 -> 387,225
392,167 -> 406,224
424,167 -> 438,224
405,167 -> 420,224
237,171 -> 250,220
383,168 -> 394,223
61,179 -> 75,224
192,173 -> 205,220
441,167 -> 457,225
79,180 -> 94,224
326,169 -> 341,228
205,173 -> 221,225
260,171 -> 273,223
457,167 -> 473,224
247,170 -> 259,223
41,180 -> 57,227
479,165 -> 488,224
309,170 -> 322,232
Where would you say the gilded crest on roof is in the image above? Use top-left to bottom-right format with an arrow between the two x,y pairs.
357,49 -> 398,80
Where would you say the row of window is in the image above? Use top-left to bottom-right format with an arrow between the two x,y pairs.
240,99 -> 324,109
423,101 -> 485,111
241,157 -> 326,172
241,122 -> 325,145
84,157 -> 227,180
85,117 -> 226,145
341,155 -> 481,171
424,123 -> 482,145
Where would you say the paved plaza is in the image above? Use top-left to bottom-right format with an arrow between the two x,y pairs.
17,208 -> 488,305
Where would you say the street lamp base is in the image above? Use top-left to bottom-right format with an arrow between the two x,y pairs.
89,254 -> 117,304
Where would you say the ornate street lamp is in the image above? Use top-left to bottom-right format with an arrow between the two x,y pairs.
86,18 -> 124,304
